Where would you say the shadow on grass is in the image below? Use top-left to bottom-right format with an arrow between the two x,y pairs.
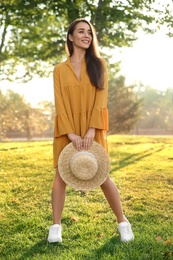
110,144 -> 170,173
83,236 -> 122,260
0,142 -> 51,152
17,236 -> 121,260
16,236 -> 170,260
17,239 -> 69,260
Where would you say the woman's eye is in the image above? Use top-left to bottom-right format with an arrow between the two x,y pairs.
78,30 -> 92,36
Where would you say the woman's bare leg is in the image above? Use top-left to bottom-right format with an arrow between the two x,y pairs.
51,168 -> 66,224
100,177 -> 127,223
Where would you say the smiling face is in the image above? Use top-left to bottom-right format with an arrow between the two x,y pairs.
69,22 -> 92,51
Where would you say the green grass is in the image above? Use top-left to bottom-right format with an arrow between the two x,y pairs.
0,135 -> 173,260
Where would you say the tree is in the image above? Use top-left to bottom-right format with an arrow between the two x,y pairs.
159,88 -> 173,132
0,90 -> 9,139
160,1 -> 173,37
0,90 -> 54,140
107,76 -> 143,134
36,100 -> 54,133
136,86 -> 173,132
0,0 -> 172,82
0,89 -> 29,139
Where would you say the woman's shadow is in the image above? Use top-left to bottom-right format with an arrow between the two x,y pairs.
18,236 -> 123,260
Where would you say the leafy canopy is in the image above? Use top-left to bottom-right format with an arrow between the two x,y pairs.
0,0 -> 172,81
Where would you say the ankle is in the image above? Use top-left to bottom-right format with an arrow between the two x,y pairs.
53,223 -> 61,227
117,215 -> 128,224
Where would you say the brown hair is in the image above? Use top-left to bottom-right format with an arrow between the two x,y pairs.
66,18 -> 104,90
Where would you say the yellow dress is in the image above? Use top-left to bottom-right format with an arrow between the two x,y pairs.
53,56 -> 109,167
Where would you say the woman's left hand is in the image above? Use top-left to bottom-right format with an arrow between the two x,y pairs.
83,128 -> 95,150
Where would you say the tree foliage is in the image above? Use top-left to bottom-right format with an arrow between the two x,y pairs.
0,0 -> 172,82
0,90 -> 54,140
0,86 -> 172,139
108,76 -> 143,134
1,0 -> 172,137
0,90 -> 29,139
136,86 -> 173,131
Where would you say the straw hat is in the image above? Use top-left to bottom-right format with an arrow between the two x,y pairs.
58,141 -> 110,191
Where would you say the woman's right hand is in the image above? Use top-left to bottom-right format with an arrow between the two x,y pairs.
67,133 -> 83,151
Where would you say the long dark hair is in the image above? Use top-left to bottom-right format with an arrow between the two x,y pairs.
66,18 -> 104,90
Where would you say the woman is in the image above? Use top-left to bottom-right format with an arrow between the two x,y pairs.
48,18 -> 134,243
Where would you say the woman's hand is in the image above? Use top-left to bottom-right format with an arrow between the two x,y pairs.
83,128 -> 95,150
67,133 -> 83,150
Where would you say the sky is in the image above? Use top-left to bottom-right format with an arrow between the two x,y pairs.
120,29 -> 173,90
1,28 -> 173,106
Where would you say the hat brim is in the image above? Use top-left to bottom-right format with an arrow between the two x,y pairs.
58,141 -> 110,191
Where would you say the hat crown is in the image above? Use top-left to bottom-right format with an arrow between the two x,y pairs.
70,151 -> 98,180
58,141 -> 110,191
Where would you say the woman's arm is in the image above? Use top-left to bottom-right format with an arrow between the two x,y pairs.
83,128 -> 95,149
67,133 -> 83,150
68,128 -> 95,151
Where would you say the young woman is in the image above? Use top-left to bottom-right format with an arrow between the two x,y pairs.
48,18 -> 134,243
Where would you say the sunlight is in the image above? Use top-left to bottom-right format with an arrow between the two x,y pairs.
1,77 -> 54,106
2,28 -> 173,106
120,29 -> 173,90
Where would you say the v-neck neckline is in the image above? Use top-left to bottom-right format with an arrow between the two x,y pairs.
67,57 -> 85,81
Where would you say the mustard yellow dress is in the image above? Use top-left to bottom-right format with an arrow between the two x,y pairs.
53,56 -> 109,167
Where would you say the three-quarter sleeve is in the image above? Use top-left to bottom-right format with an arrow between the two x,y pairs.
53,65 -> 74,137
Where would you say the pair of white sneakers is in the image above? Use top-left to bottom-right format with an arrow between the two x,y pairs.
47,220 -> 134,243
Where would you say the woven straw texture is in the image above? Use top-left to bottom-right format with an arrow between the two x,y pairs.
70,152 -> 98,180
58,141 -> 110,191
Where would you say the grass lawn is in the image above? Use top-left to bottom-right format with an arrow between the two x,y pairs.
0,135 -> 173,260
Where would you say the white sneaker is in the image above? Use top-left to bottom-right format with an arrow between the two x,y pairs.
47,224 -> 62,243
118,221 -> 134,242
